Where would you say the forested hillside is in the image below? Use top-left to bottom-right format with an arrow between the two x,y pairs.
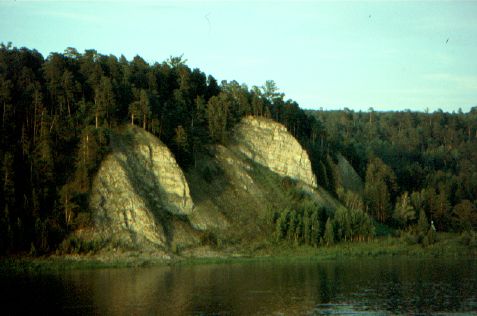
0,44 -> 322,254
310,109 -> 477,232
0,43 -> 476,255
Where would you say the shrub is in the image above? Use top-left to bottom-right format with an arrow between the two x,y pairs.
200,230 -> 218,247
460,230 -> 477,246
280,176 -> 296,190
201,163 -> 223,183
402,231 -> 418,245
427,228 -> 437,245
324,218 -> 335,246
74,212 -> 92,229
171,243 -> 185,255
59,235 -> 102,254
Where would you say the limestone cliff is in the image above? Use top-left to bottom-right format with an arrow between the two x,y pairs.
232,116 -> 317,188
84,117 -> 342,253
89,127 -> 195,249
186,116 -> 340,245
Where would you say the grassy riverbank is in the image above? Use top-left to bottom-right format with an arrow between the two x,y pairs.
1,232 -> 475,273
251,233 -> 476,260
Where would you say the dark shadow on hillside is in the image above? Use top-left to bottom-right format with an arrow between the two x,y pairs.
184,148 -> 230,205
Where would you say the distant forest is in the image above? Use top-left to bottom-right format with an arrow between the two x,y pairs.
1,43 -> 476,254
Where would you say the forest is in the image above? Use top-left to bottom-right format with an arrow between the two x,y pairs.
0,43 -> 476,255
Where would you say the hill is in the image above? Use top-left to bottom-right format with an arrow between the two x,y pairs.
71,116 -> 347,256
0,44 -> 475,256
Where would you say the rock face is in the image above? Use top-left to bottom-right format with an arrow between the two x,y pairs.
232,116 -> 317,188
85,117 -> 331,252
89,127 -> 194,248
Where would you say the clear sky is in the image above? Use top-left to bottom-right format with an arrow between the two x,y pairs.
1,0 -> 476,112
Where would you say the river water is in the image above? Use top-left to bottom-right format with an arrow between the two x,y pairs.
1,257 -> 476,315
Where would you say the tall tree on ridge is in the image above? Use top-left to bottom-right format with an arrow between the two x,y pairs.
94,76 -> 115,128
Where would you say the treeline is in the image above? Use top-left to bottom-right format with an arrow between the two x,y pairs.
0,44 -> 324,254
272,203 -> 374,247
310,107 -> 477,234
268,181 -> 374,247
0,44 -> 476,254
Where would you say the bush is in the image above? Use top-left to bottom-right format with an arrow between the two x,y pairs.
287,187 -> 307,201
401,226 -> 438,247
402,231 -> 418,245
201,165 -> 214,183
427,228 -> 437,244
59,236 -> 79,254
460,230 -> 477,247
59,235 -> 102,254
201,163 -> 223,183
422,236 -> 429,248
280,176 -> 296,190
74,212 -> 92,229
171,243 -> 185,255
200,230 -> 218,247
324,218 -> 335,246
374,221 -> 395,237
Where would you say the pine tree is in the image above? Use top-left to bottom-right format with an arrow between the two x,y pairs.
94,76 -> 115,128
324,217 -> 335,246
138,89 -> 150,129
310,209 -> 321,246
364,157 -> 397,223
287,210 -> 297,242
303,208 -> 311,245
59,183 -> 79,231
207,94 -> 229,143
393,192 -> 416,228
275,210 -> 289,241
417,209 -> 429,235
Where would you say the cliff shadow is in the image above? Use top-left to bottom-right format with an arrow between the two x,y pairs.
184,147 -> 231,205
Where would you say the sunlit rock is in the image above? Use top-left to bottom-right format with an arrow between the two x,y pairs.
232,116 -> 317,188
89,126 -> 194,249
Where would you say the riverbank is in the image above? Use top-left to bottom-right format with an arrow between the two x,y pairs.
1,232 -> 475,273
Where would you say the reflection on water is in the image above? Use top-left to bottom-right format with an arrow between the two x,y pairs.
1,258 -> 476,315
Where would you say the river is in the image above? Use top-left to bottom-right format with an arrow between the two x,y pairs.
1,257 -> 476,315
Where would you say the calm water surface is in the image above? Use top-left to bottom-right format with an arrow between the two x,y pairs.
1,257 -> 476,315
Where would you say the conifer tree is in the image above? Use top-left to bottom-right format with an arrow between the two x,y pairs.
324,218 -> 335,246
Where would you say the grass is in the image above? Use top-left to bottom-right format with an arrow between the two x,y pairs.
0,250 -> 173,273
244,232 -> 476,260
2,232 -> 475,273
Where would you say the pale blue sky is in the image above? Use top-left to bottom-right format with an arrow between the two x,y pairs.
1,0 -> 476,112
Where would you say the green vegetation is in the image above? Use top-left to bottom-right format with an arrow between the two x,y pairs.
2,232 -> 475,273
0,43 -> 476,257
270,202 -> 373,247
310,108 -> 477,235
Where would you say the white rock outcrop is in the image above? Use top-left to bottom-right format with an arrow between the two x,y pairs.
90,127 -> 193,247
232,116 -> 317,188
